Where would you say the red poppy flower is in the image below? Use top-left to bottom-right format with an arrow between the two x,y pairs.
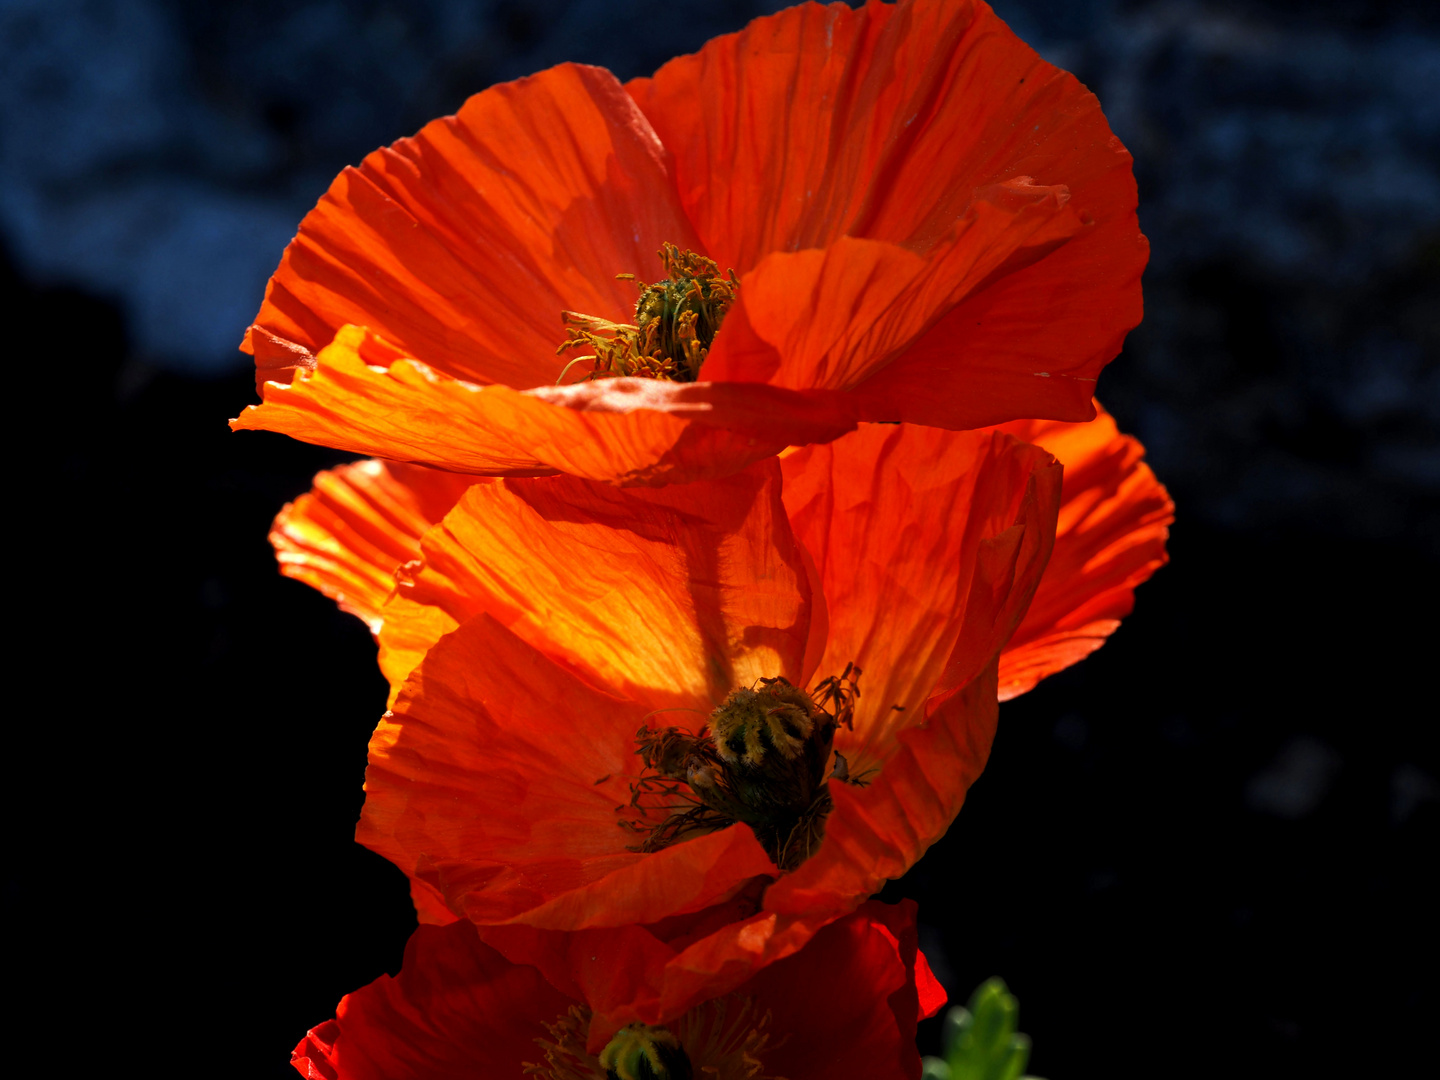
292,900 -> 942,1077
233,0 -> 1145,486
311,422 -> 1056,1037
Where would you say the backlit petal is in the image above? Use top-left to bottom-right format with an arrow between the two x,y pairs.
375,594 -> 459,708
996,406 -> 1174,699
702,185 -> 1083,391
357,612 -> 775,930
359,462 -> 812,928
232,325 -> 856,485
782,423 -> 1062,761
270,459 -> 473,633
246,62 -> 699,391
395,458 -> 811,711
765,440 -> 1059,921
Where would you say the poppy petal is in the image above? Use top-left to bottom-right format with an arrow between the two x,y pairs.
996,406 -> 1174,700
232,325 -> 857,485
769,665 -> 999,923
781,424 -> 1062,762
766,446 -> 1059,920
475,898 -> 933,1068
913,947 -> 949,1020
631,1 -> 1046,262
246,62 -> 700,391
232,326 -> 550,473
632,0 -> 1144,423
290,920 -> 571,1079
375,594 -> 460,708
270,459 -> 474,632
747,899 -> 932,1080
394,458 -> 811,711
701,185 -> 1083,392
358,611 -> 775,931
850,207 -> 1147,428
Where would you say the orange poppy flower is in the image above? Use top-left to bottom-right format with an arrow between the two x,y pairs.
233,0 -> 1145,486
291,900 -> 943,1076
313,423 -> 1057,1038
271,412 -> 1168,1033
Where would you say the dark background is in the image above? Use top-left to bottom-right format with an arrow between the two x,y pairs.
4,1 -> 1435,1076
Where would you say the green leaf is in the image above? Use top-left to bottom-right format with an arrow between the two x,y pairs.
939,978 -> 1041,1080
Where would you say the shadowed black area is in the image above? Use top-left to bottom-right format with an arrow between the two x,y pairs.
888,524 -> 1438,1078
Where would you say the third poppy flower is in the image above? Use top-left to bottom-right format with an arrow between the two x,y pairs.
292,900 -> 942,1076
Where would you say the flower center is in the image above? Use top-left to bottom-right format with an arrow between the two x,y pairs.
557,244 -> 737,383
527,1000 -> 776,1080
599,1024 -> 692,1080
624,667 -> 868,872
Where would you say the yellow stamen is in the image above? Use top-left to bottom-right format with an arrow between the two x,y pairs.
557,243 -> 738,383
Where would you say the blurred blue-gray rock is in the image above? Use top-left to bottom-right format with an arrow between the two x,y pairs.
1,0 -> 297,370
0,0 -> 790,372
1007,0 -> 1439,545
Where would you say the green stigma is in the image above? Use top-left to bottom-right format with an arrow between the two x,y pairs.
625,667 -> 868,872
598,1023 -> 693,1080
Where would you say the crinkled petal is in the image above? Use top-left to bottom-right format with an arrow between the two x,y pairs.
631,0 -> 1144,424
781,424 -> 1061,761
247,62 -> 700,392
996,405 -> 1174,699
395,457 -> 811,711
270,459 -> 474,632
764,444 -> 1059,918
357,612 -> 776,932
233,327 -> 548,473
376,594 -> 461,709
850,206 -> 1146,428
232,325 -> 857,485
702,184 -> 1083,392
357,612 -> 644,910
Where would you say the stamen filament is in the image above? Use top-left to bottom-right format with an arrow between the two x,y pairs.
622,669 -> 868,871
557,244 -> 738,383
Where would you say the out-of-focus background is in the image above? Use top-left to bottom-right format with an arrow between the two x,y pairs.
5,1 -> 1434,1075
